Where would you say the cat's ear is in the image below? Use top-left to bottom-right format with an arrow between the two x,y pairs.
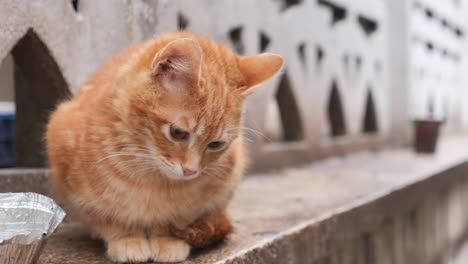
151,38 -> 203,87
238,53 -> 284,96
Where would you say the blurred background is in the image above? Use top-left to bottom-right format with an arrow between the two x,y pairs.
1,0 -> 468,263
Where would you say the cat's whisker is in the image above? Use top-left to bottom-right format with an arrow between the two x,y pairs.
205,166 -> 227,172
121,145 -> 155,153
225,125 -> 259,133
121,159 -> 155,169
108,153 -> 155,160
114,143 -> 154,150
114,144 -> 158,155
203,171 -> 227,180
225,126 -> 271,142
223,131 -> 255,142
207,163 -> 231,170
108,150 -> 155,157
115,149 -> 180,176
236,134 -> 255,142
204,168 -> 221,173
203,165 -> 231,178
117,159 -> 159,177
242,129 -> 270,141
97,152 -> 156,164
128,163 -> 154,174
111,160 -> 149,169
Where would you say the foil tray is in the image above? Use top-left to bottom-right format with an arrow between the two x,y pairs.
0,193 -> 65,264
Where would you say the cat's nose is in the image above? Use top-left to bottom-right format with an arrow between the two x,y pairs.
182,167 -> 197,177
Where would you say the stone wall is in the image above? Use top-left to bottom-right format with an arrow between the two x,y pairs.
0,0 -> 466,169
316,175 -> 468,264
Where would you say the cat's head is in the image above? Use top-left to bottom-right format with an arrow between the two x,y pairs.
119,33 -> 283,181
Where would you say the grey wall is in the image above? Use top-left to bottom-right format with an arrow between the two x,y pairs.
0,54 -> 14,102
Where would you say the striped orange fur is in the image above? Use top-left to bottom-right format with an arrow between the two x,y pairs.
46,31 -> 283,263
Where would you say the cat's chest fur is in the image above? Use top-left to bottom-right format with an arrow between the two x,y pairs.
89,171 -> 235,229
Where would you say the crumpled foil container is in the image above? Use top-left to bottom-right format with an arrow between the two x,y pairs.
0,193 -> 66,264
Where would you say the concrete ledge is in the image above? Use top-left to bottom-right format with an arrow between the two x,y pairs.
2,135 -> 468,263
0,168 -> 49,195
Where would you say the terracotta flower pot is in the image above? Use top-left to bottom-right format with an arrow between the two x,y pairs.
413,119 -> 441,153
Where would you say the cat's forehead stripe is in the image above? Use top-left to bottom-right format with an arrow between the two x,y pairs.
194,119 -> 224,139
196,123 -> 206,135
187,117 -> 196,130
197,118 -> 213,135
174,114 -> 196,131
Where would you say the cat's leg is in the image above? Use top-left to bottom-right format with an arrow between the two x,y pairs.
107,235 -> 152,263
171,210 -> 233,248
148,235 -> 191,262
91,221 -> 152,263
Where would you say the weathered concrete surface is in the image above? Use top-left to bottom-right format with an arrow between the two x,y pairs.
0,168 -> 48,195
452,238 -> 468,264
3,134 -> 460,263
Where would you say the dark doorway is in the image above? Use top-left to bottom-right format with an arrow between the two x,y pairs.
5,29 -> 70,167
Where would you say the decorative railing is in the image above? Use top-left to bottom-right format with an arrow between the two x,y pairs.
407,0 -> 466,125
0,0 -> 466,170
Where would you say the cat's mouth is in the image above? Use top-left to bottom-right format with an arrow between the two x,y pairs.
164,170 -> 201,181
157,162 -> 202,181
177,171 -> 201,181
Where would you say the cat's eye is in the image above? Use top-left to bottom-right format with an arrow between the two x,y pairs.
169,125 -> 190,142
207,141 -> 226,151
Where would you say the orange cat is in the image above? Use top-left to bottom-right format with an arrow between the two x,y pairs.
46,31 -> 283,263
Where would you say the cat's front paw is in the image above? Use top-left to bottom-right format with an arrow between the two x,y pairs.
171,211 -> 233,248
106,237 -> 152,263
150,237 -> 191,263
